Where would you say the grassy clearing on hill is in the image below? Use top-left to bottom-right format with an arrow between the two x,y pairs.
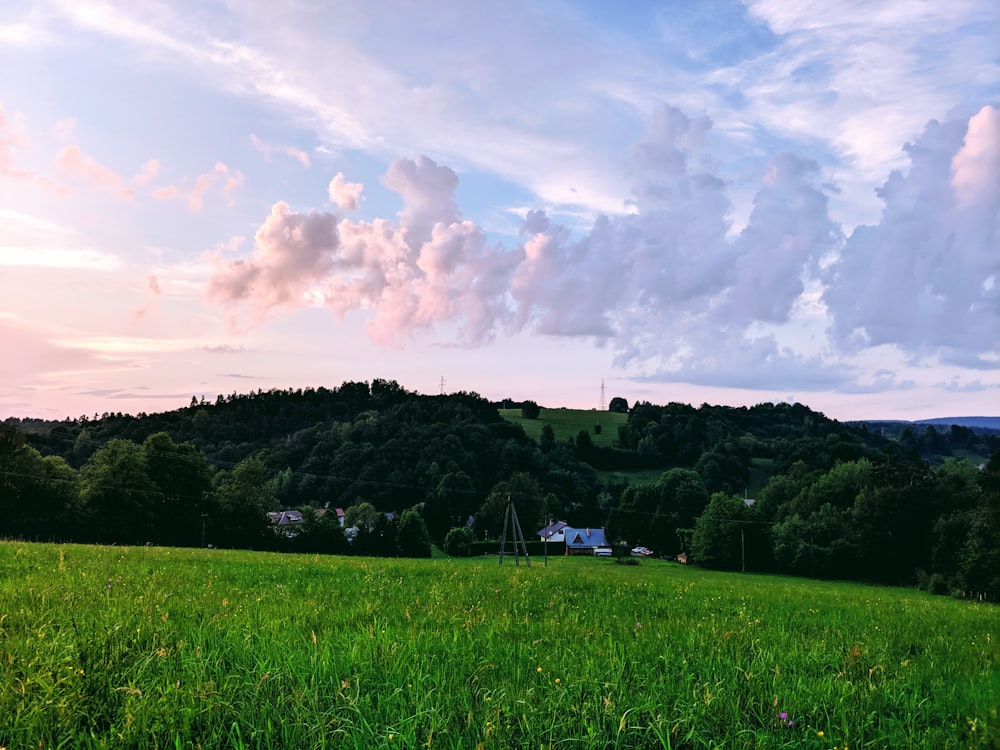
500,407 -> 627,448
2,542 -> 997,749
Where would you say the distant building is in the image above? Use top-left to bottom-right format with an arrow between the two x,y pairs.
537,520 -> 568,544
563,526 -> 609,555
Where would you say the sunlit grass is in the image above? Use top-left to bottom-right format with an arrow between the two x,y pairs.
1,542 -> 997,748
499,407 -> 627,447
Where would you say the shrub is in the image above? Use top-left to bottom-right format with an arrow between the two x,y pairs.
443,526 -> 474,557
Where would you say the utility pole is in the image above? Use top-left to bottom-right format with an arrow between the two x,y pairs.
497,494 -> 531,567
741,528 -> 745,573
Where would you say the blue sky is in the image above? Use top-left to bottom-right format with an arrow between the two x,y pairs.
1,0 -> 998,421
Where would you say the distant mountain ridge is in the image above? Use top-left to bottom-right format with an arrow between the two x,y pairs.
854,416 -> 1000,435
912,416 -> 1000,430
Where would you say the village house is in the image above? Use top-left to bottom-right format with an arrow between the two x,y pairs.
562,526 -> 609,555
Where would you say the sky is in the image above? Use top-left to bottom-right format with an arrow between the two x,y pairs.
1,0 -> 998,423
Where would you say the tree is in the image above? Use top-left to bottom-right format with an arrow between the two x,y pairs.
397,509 -> 432,557
294,507 -> 349,555
80,439 -> 159,544
0,424 -> 81,540
140,432 -> 214,547
963,448 -> 1000,598
345,501 -> 380,532
444,526 -> 474,556
475,473 -> 543,541
539,424 -> 556,454
772,503 -> 855,579
608,397 -> 628,413
692,492 -> 752,570
212,454 -> 273,549
521,400 -> 541,419
424,471 -> 475,542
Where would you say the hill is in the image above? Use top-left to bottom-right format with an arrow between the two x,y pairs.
3,381 -> 998,599
916,416 -> 1000,431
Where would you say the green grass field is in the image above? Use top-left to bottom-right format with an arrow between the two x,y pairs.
2,542 -> 997,749
500,407 -> 628,448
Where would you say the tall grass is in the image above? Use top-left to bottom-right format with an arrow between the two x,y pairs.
1,542 -> 996,748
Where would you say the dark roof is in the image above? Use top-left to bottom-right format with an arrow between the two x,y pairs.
267,510 -> 304,525
537,520 -> 568,539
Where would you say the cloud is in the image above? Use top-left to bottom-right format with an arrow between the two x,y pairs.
55,145 -> 135,199
133,158 -> 160,186
0,100 -> 34,180
823,106 -> 1000,368
0,246 -> 119,270
50,117 -> 76,142
328,172 -> 363,211
207,200 -> 340,311
250,134 -> 310,167
205,103 -> 998,392
153,161 -> 244,211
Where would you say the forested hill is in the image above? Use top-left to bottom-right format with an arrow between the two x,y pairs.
12,385 -> 880,487
3,380 -> 999,599
7,383 -> 998,500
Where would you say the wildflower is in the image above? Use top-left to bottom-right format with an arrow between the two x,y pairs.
817,731 -> 824,737
555,678 -> 561,684
537,666 -> 543,673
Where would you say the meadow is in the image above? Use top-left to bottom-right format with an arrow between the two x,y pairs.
499,407 -> 628,448
1,543 -> 997,749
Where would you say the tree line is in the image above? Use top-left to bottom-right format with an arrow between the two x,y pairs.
2,381 -> 998,598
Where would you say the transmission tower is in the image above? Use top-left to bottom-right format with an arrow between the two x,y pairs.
599,379 -> 606,411
497,494 -> 531,567
439,376 -> 446,395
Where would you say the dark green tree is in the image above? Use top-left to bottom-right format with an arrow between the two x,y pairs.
608,397 -> 628,413
444,526 -> 474,556
345,501 -> 380,531
539,424 -> 556,454
397,509 -> 432,557
425,471 -> 475,542
691,492 -> 753,570
212,453 -> 273,549
141,432 -> 214,547
81,439 -> 159,544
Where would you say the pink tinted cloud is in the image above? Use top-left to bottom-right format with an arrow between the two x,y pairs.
206,106 -> 998,390
208,157 -> 518,343
153,162 -> 244,211
50,117 -> 77,142
328,172 -> 363,211
133,158 -> 160,187
152,185 -> 178,201
56,145 -> 135,200
249,134 -> 310,167
0,101 -> 33,179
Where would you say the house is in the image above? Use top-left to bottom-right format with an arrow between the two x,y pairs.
267,509 -> 304,538
536,520 -> 568,543
267,509 -> 304,526
563,526 -> 609,555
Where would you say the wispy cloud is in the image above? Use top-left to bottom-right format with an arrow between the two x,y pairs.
249,134 -> 310,167
0,245 -> 119,270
